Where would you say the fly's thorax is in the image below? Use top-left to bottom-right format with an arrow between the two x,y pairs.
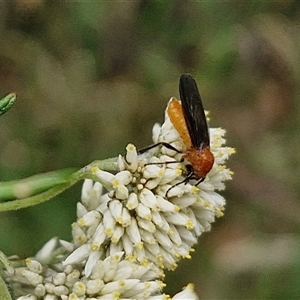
184,147 -> 214,179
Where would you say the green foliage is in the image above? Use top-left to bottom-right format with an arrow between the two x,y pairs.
0,94 -> 16,117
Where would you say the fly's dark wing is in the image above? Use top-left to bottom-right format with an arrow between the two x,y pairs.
179,74 -> 210,149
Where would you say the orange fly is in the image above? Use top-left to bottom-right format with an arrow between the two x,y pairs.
138,74 -> 214,192
168,74 -> 214,183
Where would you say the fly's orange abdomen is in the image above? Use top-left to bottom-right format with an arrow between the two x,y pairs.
167,97 -> 192,148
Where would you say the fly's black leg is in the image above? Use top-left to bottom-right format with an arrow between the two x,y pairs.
144,156 -> 184,167
139,142 -> 184,167
165,164 -> 205,197
195,177 -> 205,186
124,142 -> 180,165
165,171 -> 194,197
138,142 -> 182,154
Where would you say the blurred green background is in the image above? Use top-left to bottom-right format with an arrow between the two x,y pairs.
1,1 -> 300,299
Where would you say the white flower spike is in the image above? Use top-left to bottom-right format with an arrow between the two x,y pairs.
64,76 -> 233,272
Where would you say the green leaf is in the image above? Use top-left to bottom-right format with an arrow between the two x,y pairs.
0,93 -> 16,117
0,275 -> 12,300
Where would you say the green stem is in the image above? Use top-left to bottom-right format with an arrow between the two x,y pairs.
89,157 -> 119,171
0,157 -> 119,212
0,179 -> 77,212
0,168 -> 77,201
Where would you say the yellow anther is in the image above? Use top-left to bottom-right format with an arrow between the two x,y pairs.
112,292 -> 120,299
76,236 -> 85,243
191,186 -> 200,194
174,205 -> 180,212
170,263 -> 178,271
126,144 -> 135,151
91,167 -> 99,174
135,242 -> 144,249
116,217 -> 122,224
175,169 -> 182,176
91,244 -> 99,251
77,219 -> 85,226
105,228 -> 113,236
112,179 -> 120,187
141,258 -> 148,266
158,170 -> 164,177
186,220 -> 194,230
118,280 -> 125,287
229,147 -> 236,154
195,196 -> 202,203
